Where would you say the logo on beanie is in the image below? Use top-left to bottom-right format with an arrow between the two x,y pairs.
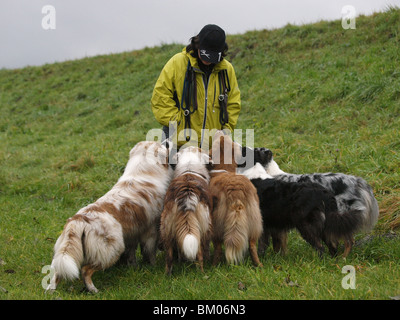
200,50 -> 211,59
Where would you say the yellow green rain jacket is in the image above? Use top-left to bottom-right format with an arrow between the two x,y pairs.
151,48 -> 241,148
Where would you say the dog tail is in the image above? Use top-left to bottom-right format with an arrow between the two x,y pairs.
323,187 -> 365,241
358,179 -> 379,232
224,199 -> 248,264
327,178 -> 379,235
51,217 -> 86,281
176,208 -> 201,261
182,234 -> 199,261
325,208 -> 363,238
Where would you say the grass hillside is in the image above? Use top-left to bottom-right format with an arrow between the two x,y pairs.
0,8 -> 399,300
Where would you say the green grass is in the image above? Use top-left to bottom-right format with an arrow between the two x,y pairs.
1,8 -> 400,300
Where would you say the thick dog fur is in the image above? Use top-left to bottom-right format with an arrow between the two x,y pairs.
160,146 -> 212,275
48,141 -> 173,292
239,147 -> 379,257
209,132 -> 263,266
242,163 -> 365,257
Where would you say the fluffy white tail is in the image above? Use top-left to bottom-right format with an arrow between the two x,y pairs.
182,234 -> 199,261
51,219 -> 86,281
51,254 -> 79,280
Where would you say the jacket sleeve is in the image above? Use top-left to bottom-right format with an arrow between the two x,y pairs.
151,57 -> 183,127
223,65 -> 241,132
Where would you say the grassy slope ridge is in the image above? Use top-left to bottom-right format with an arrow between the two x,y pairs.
0,8 -> 399,300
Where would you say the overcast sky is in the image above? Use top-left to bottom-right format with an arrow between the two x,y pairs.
1,0 -> 399,69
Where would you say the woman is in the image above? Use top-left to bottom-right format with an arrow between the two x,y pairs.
151,24 -> 241,149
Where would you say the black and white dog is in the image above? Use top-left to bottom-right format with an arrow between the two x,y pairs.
239,147 -> 379,257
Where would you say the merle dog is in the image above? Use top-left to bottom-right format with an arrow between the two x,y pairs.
239,147 -> 379,257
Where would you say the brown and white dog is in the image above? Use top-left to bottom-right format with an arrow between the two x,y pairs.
160,146 -> 212,275
209,131 -> 263,266
47,141 -> 173,292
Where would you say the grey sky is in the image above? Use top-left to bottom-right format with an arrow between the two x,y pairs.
1,0 -> 399,69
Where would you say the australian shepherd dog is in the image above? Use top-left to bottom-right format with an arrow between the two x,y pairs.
242,163 -> 352,257
160,146 -> 212,275
239,147 -> 379,257
48,141 -> 173,292
209,132 -> 263,266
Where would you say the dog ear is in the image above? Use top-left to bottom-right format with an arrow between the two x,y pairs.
265,149 -> 273,162
154,143 -> 169,166
129,141 -> 144,159
260,148 -> 273,164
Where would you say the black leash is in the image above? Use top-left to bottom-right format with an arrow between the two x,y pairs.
181,60 -> 198,141
218,69 -> 230,127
